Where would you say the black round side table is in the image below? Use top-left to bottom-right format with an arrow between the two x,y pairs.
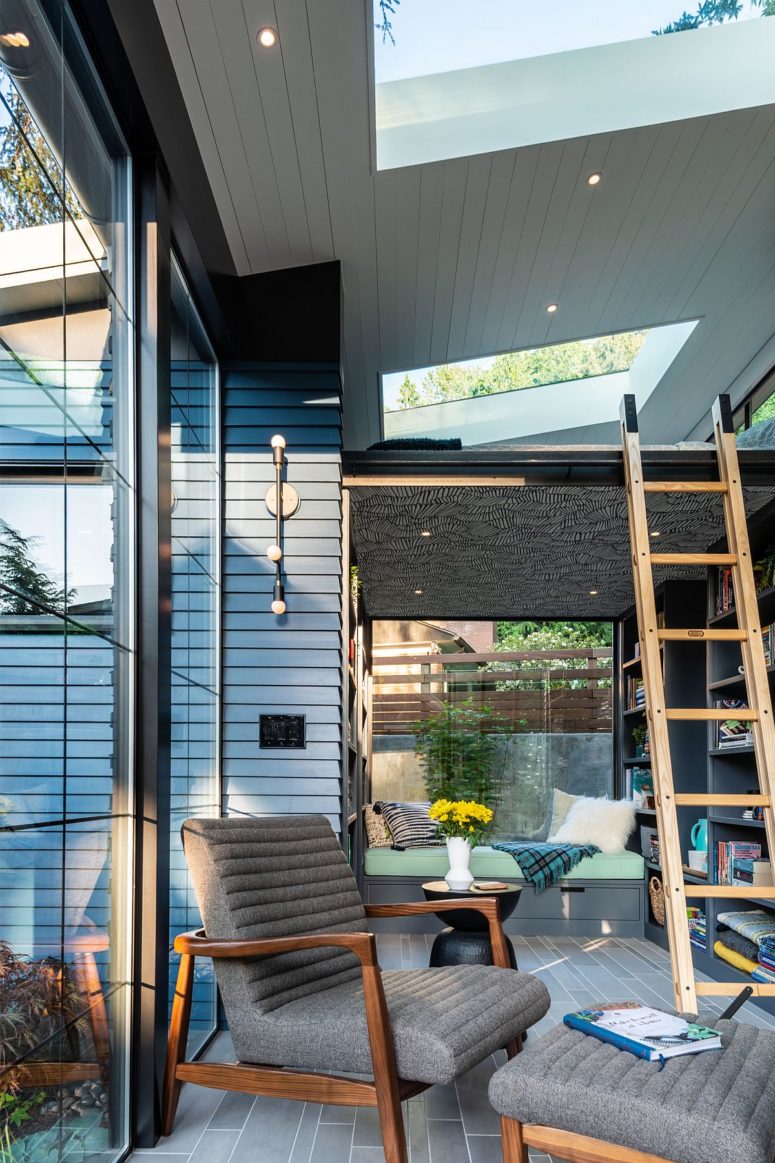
421,880 -> 522,970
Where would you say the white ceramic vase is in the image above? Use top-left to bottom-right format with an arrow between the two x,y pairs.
444,836 -> 474,892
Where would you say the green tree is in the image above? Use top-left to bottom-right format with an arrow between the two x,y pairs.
394,331 -> 647,410
489,620 -> 612,690
0,85 -> 80,231
0,521 -> 73,614
653,0 -> 774,34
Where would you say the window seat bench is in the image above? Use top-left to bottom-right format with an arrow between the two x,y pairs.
362,847 -> 646,937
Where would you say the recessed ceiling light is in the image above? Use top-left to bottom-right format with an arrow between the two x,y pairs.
546,303 -> 558,314
419,530 -> 432,538
414,588 -> 423,595
0,31 -> 29,47
587,172 -> 602,186
257,26 -> 277,47
589,589 -> 598,595
650,530 -> 661,538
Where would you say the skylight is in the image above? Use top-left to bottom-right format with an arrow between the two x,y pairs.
381,322 -> 697,445
373,1 -> 775,169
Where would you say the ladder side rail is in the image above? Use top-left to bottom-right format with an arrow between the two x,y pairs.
712,395 -> 775,866
620,396 -> 696,1010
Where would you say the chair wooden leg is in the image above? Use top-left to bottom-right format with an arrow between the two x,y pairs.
506,1033 -> 522,1059
361,962 -> 408,1163
162,953 -> 194,1136
72,951 -> 112,1077
501,1116 -> 528,1163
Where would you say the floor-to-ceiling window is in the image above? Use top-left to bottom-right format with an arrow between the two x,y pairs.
168,256 -> 220,1054
0,3 -> 133,1160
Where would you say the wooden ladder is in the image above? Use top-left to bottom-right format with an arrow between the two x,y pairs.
620,393 -> 775,1011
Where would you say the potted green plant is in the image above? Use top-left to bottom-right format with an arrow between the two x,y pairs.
631,724 -> 648,758
413,698 -> 511,807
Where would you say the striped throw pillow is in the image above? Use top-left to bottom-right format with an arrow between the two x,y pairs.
373,801 -> 443,850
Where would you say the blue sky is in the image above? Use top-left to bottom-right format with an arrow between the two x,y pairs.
373,0 -> 766,83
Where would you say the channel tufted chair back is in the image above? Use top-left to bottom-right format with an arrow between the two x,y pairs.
181,814 -> 368,1016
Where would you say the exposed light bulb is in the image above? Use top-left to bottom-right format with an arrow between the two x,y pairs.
587,172 -> 602,186
270,433 -> 286,449
271,599 -> 286,615
257,26 -> 277,47
266,544 -> 283,562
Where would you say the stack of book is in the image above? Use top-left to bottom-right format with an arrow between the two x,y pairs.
714,840 -> 763,885
687,906 -> 706,950
743,803 -> 765,822
649,833 -> 661,865
732,857 -> 773,888
716,566 -> 735,614
626,675 -> 646,710
715,699 -> 753,749
762,625 -> 774,667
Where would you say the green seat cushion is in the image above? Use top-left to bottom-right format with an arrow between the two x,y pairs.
363,845 -> 644,880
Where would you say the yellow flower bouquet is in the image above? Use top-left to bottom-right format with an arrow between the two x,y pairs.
429,799 -> 494,847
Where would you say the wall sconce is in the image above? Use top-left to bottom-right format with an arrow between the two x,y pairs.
265,434 -> 300,615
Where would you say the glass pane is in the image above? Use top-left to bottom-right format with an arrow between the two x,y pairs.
168,257 -> 219,1054
0,6 -> 133,1161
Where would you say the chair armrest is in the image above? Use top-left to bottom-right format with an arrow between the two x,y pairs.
364,898 -> 511,969
173,928 -> 378,966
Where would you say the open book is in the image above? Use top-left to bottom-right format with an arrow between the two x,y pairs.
564,1002 -> 722,1062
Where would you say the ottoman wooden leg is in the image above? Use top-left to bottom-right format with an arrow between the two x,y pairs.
501,1116 -> 528,1163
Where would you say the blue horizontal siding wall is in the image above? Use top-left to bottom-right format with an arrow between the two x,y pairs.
222,363 -> 343,832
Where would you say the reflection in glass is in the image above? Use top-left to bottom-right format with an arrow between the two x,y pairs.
168,256 -> 220,1054
0,4 -> 132,1160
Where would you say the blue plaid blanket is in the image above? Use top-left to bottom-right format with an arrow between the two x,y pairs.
491,841 -> 600,893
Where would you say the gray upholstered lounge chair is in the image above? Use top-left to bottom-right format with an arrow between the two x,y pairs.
163,815 -> 550,1163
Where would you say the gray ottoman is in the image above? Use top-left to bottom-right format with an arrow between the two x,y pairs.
488,1015 -> 775,1163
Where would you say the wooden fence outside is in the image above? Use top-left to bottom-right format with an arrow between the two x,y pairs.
371,649 -> 613,736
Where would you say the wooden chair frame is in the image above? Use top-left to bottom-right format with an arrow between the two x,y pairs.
501,1116 -> 775,1163
163,897 -> 520,1163
501,1118 -> 689,1163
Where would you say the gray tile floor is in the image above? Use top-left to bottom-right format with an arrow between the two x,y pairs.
131,934 -> 775,1163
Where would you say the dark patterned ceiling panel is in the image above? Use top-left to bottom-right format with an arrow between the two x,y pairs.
349,485 -> 775,620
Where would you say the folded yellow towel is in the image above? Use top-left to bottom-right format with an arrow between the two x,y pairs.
714,938 -> 757,976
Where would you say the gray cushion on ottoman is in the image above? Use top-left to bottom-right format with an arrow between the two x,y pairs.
488,1015 -> 775,1163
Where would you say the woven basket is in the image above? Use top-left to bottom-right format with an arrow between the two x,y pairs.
649,875 -> 665,926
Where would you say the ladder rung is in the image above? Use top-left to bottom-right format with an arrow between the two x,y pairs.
657,629 -> 747,641
650,553 -> 737,565
683,886 -> 775,898
643,482 -> 728,493
696,982 -> 775,997
673,794 -> 770,807
665,708 -> 758,721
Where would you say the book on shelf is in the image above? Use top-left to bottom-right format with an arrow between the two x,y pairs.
762,625 -> 774,668
715,699 -> 753,748
714,841 -> 762,885
716,566 -> 735,615
687,906 -> 707,950
563,1002 -> 721,1062
626,675 -> 646,710
732,858 -> 773,887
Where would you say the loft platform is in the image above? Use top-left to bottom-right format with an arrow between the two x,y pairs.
344,444 -> 775,621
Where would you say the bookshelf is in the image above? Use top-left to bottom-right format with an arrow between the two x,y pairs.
342,548 -> 371,884
617,509 -> 775,1013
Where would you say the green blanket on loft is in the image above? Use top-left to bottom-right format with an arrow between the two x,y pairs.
491,841 -> 601,893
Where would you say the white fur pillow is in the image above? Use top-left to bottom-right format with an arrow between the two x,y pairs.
548,796 -> 636,854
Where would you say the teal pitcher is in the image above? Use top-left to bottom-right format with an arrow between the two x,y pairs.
691,819 -> 708,852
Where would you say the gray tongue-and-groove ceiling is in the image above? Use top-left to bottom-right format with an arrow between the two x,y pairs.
149,1 -> 775,447
349,484 -> 775,619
